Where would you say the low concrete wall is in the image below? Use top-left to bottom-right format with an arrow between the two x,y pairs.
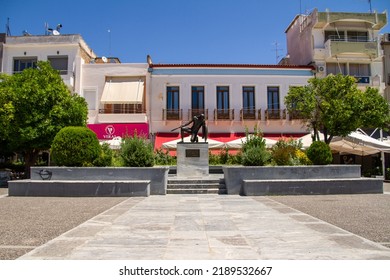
19,166 -> 169,195
242,178 -> 383,196
223,165 -> 381,195
9,180 -> 150,197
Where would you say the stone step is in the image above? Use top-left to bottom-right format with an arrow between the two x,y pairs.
167,176 -> 226,195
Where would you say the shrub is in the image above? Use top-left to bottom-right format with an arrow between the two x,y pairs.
241,129 -> 271,166
271,138 -> 302,166
293,149 -> 312,165
93,143 -> 113,167
306,141 -> 333,165
51,126 -> 101,166
154,148 -> 176,165
120,134 -> 154,167
242,147 -> 271,166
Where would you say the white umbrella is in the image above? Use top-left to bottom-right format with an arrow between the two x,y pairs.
101,136 -> 122,150
298,133 -> 325,149
162,136 -> 225,150
330,131 -> 390,156
225,136 -> 277,149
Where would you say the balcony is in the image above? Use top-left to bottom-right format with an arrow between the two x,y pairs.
188,109 -> 208,120
265,109 -> 286,120
163,109 -> 183,121
288,110 -> 305,121
240,109 -> 260,120
324,38 -> 378,59
214,109 -> 234,121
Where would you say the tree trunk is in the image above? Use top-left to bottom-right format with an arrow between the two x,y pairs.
24,150 -> 39,179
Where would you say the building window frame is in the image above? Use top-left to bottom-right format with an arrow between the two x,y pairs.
13,57 -> 37,74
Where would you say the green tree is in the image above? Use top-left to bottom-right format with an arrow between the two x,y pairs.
0,61 -> 88,176
285,74 -> 390,144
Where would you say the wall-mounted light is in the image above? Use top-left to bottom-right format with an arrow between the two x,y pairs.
24,51 -> 26,55
57,51 -> 60,55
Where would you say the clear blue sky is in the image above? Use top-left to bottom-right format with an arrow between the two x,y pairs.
1,0 -> 389,64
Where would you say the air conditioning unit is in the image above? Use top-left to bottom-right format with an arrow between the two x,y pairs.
317,65 -> 325,73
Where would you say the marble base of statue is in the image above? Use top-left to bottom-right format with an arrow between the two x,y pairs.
176,143 -> 209,178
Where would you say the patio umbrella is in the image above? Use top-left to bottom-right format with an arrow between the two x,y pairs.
162,136 -> 225,150
225,136 -> 277,149
330,131 -> 390,156
298,133 -> 325,149
101,136 -> 122,150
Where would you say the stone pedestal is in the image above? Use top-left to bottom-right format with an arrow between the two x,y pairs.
177,143 -> 209,178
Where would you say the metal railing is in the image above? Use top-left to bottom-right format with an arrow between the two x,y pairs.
265,109 -> 286,120
188,109 -> 208,120
163,109 -> 183,120
214,109 -> 234,121
240,108 -> 257,120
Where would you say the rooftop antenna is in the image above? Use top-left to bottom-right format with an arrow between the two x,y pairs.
108,29 -> 111,57
6,17 -> 11,36
272,41 -> 283,64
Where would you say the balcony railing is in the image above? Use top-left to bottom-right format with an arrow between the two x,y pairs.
324,39 -> 378,59
214,109 -> 234,121
99,105 -> 145,114
288,110 -> 305,121
265,109 -> 286,120
188,109 -> 208,120
240,108 -> 258,120
163,109 -> 183,120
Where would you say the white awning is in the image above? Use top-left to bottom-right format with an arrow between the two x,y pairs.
101,80 -> 144,104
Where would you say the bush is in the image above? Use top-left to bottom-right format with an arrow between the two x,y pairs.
93,143 -> 113,167
51,126 -> 101,166
271,138 -> 302,166
242,146 -> 271,166
241,129 -> 271,166
120,134 -> 154,167
306,141 -> 333,165
154,148 -> 176,165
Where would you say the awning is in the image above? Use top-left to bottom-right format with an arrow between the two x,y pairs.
88,123 -> 149,140
101,80 -> 144,104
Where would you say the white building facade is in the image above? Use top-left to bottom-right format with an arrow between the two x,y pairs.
148,64 -> 314,148
0,34 -> 96,92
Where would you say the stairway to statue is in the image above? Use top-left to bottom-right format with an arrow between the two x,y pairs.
167,174 -> 227,194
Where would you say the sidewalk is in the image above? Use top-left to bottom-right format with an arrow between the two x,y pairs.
19,194 -> 390,260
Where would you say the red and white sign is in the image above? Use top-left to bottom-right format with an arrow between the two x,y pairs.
88,123 -> 149,140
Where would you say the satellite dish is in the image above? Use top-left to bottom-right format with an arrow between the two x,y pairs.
53,30 -> 60,35
102,56 -> 108,63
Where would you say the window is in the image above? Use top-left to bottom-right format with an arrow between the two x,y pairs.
191,86 -> 205,118
216,86 -> 231,119
325,30 -> 342,42
13,57 -> 37,73
347,31 -> 368,42
166,86 -> 180,119
48,56 -> 68,75
242,86 -> 256,119
267,86 -> 280,119
217,86 -> 229,110
349,64 -> 370,77
326,63 -> 347,75
243,86 -> 255,110
83,89 -> 97,110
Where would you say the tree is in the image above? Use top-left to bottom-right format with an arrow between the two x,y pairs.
0,61 -> 88,176
285,74 -> 390,144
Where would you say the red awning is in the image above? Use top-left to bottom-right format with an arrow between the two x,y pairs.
88,123 -> 149,140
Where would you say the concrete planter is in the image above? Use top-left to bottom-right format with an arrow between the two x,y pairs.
222,165 -> 383,195
9,166 -> 169,196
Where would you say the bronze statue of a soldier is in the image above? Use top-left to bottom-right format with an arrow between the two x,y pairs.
171,114 -> 208,143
